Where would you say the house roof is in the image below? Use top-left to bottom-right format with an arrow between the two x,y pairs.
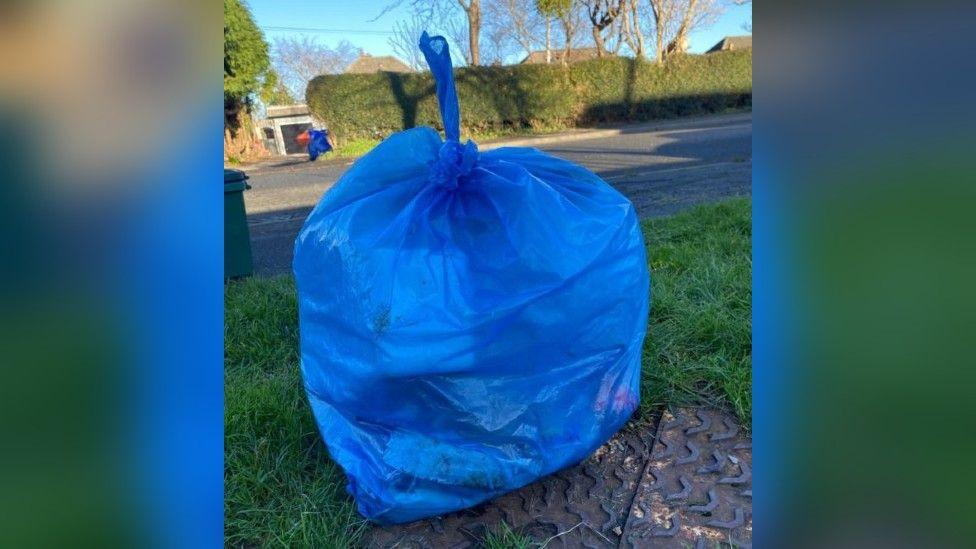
344,54 -> 413,74
521,47 -> 604,64
266,104 -> 310,118
706,35 -> 752,53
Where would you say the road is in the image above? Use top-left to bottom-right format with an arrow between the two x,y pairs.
244,112 -> 752,276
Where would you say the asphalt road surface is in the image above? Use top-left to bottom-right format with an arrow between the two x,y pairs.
244,112 -> 752,276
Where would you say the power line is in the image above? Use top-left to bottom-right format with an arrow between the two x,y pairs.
261,26 -> 395,35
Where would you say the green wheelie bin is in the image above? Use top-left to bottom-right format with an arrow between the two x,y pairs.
224,169 -> 253,278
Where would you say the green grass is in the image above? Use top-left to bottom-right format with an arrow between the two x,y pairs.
224,278 -> 368,547
224,198 -> 751,547
328,138 -> 382,159
462,124 -> 570,142
481,523 -> 534,549
326,126 -> 569,161
639,199 -> 752,424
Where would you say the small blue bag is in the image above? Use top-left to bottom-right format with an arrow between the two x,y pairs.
294,32 -> 650,524
307,129 -> 332,161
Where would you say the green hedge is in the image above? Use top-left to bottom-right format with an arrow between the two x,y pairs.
306,50 -> 751,142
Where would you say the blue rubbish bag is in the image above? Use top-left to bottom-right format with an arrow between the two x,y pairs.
293,32 -> 650,524
307,129 -> 332,161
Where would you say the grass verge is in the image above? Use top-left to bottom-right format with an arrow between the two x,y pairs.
224,198 -> 751,546
639,198 -> 752,423
326,125 -> 570,161
326,109 -> 749,162
329,138 -> 381,159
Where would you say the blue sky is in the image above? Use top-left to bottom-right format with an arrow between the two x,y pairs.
248,0 -> 751,62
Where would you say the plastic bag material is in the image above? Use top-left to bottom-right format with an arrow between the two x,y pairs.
293,32 -> 650,525
307,129 -> 332,161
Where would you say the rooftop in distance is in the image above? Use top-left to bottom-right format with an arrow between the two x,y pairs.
344,53 -> 413,74
706,35 -> 752,53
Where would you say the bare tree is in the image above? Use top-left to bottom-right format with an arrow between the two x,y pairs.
545,14 -> 552,63
557,1 -> 584,65
667,0 -> 699,55
485,0 -> 546,59
389,13 -> 430,70
607,13 -> 627,54
605,2 -> 631,54
536,0 -> 572,64
647,0 -> 722,63
619,0 -> 646,58
647,0 -> 674,63
735,0 -> 752,33
666,0 -> 695,56
442,8 -> 474,64
272,36 -> 358,101
582,0 -> 625,57
482,20 -> 511,65
458,0 -> 482,65
379,0 -> 483,65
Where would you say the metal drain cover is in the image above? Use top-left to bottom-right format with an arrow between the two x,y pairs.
620,408 -> 752,548
367,408 -> 752,548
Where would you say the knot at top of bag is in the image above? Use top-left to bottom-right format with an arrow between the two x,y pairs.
419,32 -> 477,186
429,139 -> 478,190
